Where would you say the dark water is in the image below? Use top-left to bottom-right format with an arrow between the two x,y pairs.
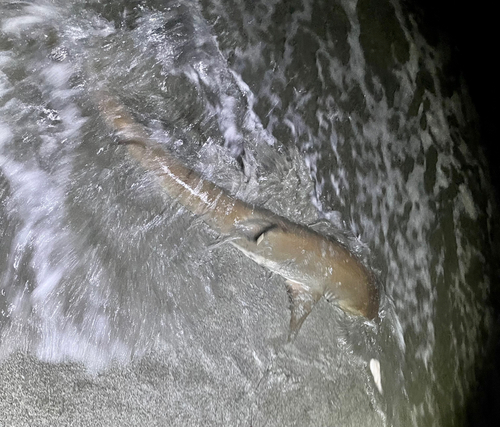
0,0 -> 497,426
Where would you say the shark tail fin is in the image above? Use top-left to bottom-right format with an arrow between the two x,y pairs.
286,280 -> 321,342
96,91 -> 151,148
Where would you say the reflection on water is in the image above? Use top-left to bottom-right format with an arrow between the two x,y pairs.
0,0 -> 497,426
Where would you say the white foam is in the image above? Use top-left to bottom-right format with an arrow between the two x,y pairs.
0,123 -> 13,147
458,183 -> 478,220
1,15 -> 45,35
369,358 -> 383,394
1,4 -> 57,36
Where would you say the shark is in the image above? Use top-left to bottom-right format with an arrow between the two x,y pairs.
97,94 -> 380,339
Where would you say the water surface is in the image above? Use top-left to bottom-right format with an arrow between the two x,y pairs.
0,1 -> 496,426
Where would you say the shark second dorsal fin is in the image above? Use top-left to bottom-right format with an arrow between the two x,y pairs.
286,279 -> 321,342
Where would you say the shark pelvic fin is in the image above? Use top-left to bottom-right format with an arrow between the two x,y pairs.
286,279 -> 321,342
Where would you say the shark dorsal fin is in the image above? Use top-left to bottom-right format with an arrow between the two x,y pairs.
286,279 -> 321,341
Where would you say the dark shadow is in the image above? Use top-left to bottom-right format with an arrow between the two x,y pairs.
465,316 -> 500,427
405,1 -> 500,425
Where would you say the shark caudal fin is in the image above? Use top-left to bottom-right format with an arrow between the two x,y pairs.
286,280 -> 322,341
96,91 -> 151,147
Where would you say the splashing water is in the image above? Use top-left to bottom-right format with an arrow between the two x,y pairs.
0,1 -> 496,426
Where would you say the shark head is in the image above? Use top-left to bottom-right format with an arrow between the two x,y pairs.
231,217 -> 380,339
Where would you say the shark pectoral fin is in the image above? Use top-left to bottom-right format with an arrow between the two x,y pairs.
286,280 -> 321,342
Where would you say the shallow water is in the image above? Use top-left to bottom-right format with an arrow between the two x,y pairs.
0,1 -> 497,426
